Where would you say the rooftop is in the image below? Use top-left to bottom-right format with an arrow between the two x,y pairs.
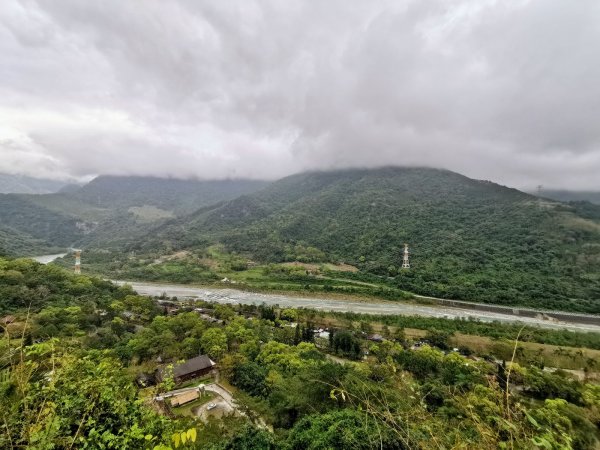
173,354 -> 216,378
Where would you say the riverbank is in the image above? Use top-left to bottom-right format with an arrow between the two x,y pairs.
116,280 -> 600,333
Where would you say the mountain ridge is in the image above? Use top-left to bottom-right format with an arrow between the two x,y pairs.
0,173 -> 70,194
0,175 -> 269,254
133,166 -> 600,312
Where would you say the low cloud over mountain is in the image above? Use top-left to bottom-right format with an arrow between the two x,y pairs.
1,1 -> 599,189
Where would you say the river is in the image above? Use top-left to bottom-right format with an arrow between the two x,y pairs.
115,280 -> 600,333
30,253 -> 600,333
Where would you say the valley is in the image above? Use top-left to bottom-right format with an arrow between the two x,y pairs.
4,167 -> 600,315
3,169 -> 600,449
4,3 -> 600,447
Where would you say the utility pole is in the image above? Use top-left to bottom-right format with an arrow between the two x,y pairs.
401,243 -> 410,269
74,250 -> 81,274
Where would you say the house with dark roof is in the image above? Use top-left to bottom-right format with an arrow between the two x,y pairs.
158,354 -> 217,384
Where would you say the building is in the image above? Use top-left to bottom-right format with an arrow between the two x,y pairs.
170,390 -> 199,407
159,354 -> 217,384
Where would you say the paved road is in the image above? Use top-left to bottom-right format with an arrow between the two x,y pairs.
116,280 -> 600,333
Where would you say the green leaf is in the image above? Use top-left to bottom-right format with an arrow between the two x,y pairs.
525,412 -> 539,428
172,433 -> 180,448
180,431 -> 187,445
187,428 -> 197,443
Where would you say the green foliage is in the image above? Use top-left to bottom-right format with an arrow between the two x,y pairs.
330,330 -> 362,359
232,362 -> 270,398
216,424 -> 275,450
3,256 -> 600,449
0,256 -> 129,314
139,167 -> 600,313
0,194 -> 81,252
1,349 -> 173,449
328,310 -> 600,350
284,409 -> 403,450
424,329 -> 453,350
0,177 -> 268,254
200,327 -> 228,360
524,367 -> 584,404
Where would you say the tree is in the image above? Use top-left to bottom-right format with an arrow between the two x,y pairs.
280,308 -> 298,322
359,321 -> 373,335
200,327 -> 228,360
221,425 -> 276,449
285,409 -> 403,450
232,362 -> 270,397
2,350 -> 173,449
214,304 -> 235,321
332,331 -> 361,359
425,329 -> 452,350
259,304 -> 276,322
393,326 -> 406,343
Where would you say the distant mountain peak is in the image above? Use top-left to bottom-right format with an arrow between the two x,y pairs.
0,173 -> 70,194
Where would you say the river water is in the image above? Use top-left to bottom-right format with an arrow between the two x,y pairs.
115,281 -> 600,333
29,253 -> 600,333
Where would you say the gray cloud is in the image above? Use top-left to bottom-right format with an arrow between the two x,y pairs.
1,0 -> 599,189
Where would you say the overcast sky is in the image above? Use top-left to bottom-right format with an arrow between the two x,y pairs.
1,1 -> 599,189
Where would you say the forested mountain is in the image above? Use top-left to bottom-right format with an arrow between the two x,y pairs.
3,168 -> 600,312
65,175 -> 269,215
137,167 -> 600,312
0,176 -> 268,254
0,173 -> 70,194
0,195 -> 82,249
541,190 -> 600,205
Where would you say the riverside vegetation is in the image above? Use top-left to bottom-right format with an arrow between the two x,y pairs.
2,256 -> 600,449
133,168 -> 600,314
2,168 -> 600,313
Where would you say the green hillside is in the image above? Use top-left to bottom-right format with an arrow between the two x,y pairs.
0,173 -> 70,194
541,190 -> 600,205
0,176 -> 268,254
57,175 -> 266,214
0,225 -> 64,256
0,195 -> 83,251
137,167 -> 600,313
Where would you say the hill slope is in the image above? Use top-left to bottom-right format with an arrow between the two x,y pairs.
66,176 -> 269,215
541,190 -> 600,205
0,176 -> 268,253
138,167 -> 600,312
0,195 -> 82,251
0,173 -> 70,194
